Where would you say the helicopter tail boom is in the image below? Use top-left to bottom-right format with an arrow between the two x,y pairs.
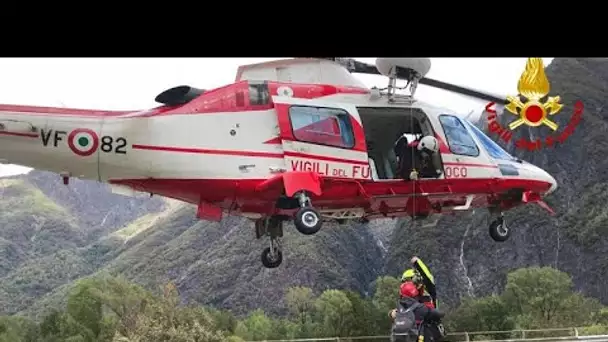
0,109 -> 106,181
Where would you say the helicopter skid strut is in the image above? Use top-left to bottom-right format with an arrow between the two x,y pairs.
256,216 -> 284,268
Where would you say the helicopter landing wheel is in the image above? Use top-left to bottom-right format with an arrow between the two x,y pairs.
261,237 -> 283,268
489,215 -> 511,242
293,192 -> 323,235
294,207 -> 322,235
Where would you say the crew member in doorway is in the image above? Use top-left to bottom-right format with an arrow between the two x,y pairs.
414,136 -> 441,179
393,134 -> 416,180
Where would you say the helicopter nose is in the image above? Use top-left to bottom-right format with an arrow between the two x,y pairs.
537,167 -> 558,195
547,174 -> 558,195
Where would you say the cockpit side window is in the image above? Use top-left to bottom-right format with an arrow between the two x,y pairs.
289,106 -> 355,149
438,115 -> 480,157
463,119 -> 516,161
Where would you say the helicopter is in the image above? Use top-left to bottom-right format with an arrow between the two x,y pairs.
0,57 -> 558,268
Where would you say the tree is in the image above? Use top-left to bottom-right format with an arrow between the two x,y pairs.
1,267 -> 605,342
117,282 -> 226,342
237,309 -> 273,341
373,276 -> 401,314
269,318 -> 299,340
555,293 -> 603,327
343,290 -> 385,337
53,313 -> 95,342
314,290 -> 354,337
284,286 -> 315,325
504,267 -> 573,322
39,310 -> 62,339
0,316 -> 39,342
447,295 -> 515,339
82,274 -> 153,339
208,308 -> 239,334
595,308 -> 608,325
39,275 -> 227,342
502,267 -> 604,330
67,279 -> 104,339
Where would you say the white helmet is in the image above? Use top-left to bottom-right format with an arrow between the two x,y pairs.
417,136 -> 439,154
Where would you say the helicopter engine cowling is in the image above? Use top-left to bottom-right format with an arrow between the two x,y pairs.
154,85 -> 206,106
236,58 -> 368,89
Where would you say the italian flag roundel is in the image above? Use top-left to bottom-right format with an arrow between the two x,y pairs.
68,129 -> 99,157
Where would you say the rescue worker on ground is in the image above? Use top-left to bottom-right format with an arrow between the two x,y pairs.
389,282 -> 445,342
401,256 -> 437,309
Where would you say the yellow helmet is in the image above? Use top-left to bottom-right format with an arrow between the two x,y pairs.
401,269 -> 421,283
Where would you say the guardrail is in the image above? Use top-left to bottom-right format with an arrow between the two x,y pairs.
245,327 -> 608,342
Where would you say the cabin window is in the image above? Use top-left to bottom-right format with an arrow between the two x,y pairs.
463,119 -> 516,161
288,106 -> 355,148
438,115 -> 480,157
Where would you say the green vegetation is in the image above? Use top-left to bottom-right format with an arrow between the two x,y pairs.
113,213 -> 163,240
0,267 -> 605,342
0,179 -> 67,218
448,267 -> 607,340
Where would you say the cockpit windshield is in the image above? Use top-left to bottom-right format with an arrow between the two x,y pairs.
462,119 -> 517,161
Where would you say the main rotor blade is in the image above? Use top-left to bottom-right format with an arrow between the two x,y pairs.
324,58 -> 508,104
419,77 -> 508,105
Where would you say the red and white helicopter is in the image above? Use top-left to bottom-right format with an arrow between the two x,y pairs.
0,58 -> 557,268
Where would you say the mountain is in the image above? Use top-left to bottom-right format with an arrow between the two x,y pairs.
0,58 -> 606,320
0,172 -> 167,317
0,171 -> 385,319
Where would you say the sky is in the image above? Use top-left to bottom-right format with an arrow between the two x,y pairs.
0,57 -> 552,177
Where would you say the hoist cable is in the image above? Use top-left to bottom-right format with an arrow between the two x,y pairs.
409,79 -> 417,226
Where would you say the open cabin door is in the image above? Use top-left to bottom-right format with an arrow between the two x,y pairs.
272,96 -> 373,180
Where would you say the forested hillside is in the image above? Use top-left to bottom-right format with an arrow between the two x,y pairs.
1,267 -> 607,341
0,171 -> 385,319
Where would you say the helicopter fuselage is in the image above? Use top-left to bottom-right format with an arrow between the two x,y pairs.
0,79 -> 556,222
0,57 -> 560,269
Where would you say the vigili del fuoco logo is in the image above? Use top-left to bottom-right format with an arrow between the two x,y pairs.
485,58 -> 584,151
